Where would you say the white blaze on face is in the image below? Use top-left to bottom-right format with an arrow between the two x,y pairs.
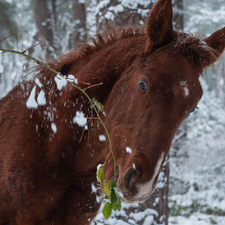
135,152 -> 165,200
180,80 -> 189,97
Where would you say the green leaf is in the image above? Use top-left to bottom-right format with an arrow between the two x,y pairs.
97,166 -> 104,181
103,202 -> 112,219
101,178 -> 111,197
109,181 -> 115,188
111,201 -> 121,211
114,189 -> 121,204
110,189 -> 117,203
110,188 -> 121,211
92,98 -> 106,116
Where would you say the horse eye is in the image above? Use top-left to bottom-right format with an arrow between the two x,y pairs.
190,107 -> 195,113
139,80 -> 147,93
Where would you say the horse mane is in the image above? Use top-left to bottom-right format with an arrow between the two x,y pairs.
30,26 -> 211,100
172,32 -> 218,71
34,26 -> 145,79
30,26 -> 145,98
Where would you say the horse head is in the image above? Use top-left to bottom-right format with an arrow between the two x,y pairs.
102,0 -> 225,204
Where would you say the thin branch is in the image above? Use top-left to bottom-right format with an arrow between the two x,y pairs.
86,117 -> 99,120
22,40 -> 46,54
84,82 -> 103,90
111,134 -> 126,138
78,80 -> 90,85
0,33 -> 17,43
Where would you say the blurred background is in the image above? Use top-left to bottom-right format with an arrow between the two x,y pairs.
0,0 -> 224,224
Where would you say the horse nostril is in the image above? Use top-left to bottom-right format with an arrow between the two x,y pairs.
123,167 -> 138,190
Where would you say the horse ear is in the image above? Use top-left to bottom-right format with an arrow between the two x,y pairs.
200,26 -> 225,68
145,0 -> 174,53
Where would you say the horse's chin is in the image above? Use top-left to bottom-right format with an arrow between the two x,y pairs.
114,187 -> 151,205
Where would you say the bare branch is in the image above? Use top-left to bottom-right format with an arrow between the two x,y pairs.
22,40 -> 46,54
0,33 -> 17,43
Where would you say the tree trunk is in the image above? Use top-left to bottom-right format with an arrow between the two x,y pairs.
173,0 -> 184,31
73,0 -> 87,47
32,0 -> 58,58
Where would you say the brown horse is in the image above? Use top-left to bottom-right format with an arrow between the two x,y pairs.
0,0 -> 225,224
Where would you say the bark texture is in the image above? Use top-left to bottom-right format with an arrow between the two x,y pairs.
32,0 -> 57,58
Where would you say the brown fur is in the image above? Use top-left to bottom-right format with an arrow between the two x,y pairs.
1,0 -> 225,224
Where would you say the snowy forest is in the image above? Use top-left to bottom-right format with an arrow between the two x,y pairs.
0,0 -> 225,225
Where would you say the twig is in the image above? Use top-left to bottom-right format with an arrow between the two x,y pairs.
111,134 -> 126,138
78,80 -> 90,85
79,121 -> 88,144
84,82 -> 103,90
103,152 -> 112,166
66,78 -> 90,86
86,117 -> 99,120
91,106 -> 94,127
22,40 -> 46,54
0,33 -> 17,43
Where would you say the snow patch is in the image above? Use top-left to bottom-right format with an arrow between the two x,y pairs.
67,74 -> 78,84
126,146 -> 132,154
37,90 -> 46,106
99,135 -> 106,142
51,123 -> 57,133
54,74 -> 67,90
26,86 -> 38,109
91,183 -> 97,193
35,78 -> 42,88
73,111 -> 87,127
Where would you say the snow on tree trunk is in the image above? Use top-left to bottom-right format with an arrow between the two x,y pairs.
96,0 -> 155,32
86,0 -> 97,39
